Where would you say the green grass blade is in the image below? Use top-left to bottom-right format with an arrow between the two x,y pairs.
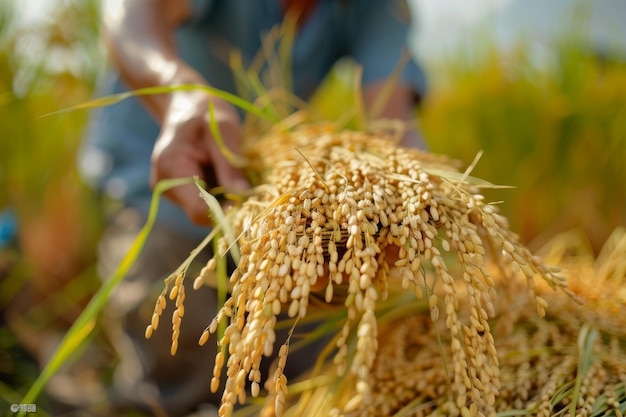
194,178 -> 240,264
207,99 -> 248,168
213,233 -> 228,341
43,84 -> 280,123
391,396 -> 435,417
352,65 -> 366,131
421,167 -> 513,189
569,324 -> 598,417
496,410 -> 534,416
17,177 -> 195,416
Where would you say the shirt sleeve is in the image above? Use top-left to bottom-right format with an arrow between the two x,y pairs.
347,0 -> 427,97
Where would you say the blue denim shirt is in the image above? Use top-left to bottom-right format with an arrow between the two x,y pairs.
81,0 -> 426,239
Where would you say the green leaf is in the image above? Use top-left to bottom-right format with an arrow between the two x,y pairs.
43,84 -> 280,123
207,99 -> 248,168
194,178 -> 240,264
569,324 -> 598,417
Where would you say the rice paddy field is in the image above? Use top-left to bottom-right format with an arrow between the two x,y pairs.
1,1 -> 626,416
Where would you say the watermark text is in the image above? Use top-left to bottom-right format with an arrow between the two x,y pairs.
9,403 -> 37,413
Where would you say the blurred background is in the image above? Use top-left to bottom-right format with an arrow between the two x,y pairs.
1,0 -> 625,412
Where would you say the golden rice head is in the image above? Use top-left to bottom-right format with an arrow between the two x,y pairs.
321,254 -> 626,417
280,231 -> 625,417
163,123 -> 573,417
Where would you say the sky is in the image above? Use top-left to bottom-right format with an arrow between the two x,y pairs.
409,0 -> 511,61
410,0 -> 626,63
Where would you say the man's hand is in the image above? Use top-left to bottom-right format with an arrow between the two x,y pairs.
150,92 -> 249,225
103,0 -> 252,225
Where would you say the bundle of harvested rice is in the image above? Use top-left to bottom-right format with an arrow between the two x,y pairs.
146,122 -> 578,417
284,228 -> 626,417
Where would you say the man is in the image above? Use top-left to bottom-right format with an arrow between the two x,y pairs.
79,0 -> 426,415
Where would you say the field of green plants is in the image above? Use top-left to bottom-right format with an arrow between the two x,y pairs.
1,0 -> 625,414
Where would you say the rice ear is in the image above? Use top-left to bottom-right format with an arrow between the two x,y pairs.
167,123 -> 580,416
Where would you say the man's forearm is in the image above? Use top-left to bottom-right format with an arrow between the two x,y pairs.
101,0 -> 201,120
